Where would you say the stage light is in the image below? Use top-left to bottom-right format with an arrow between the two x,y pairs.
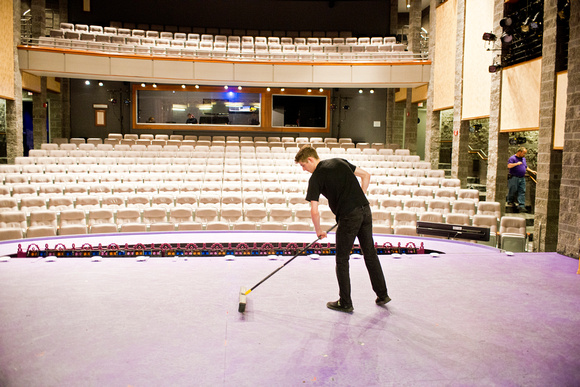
501,33 -> 513,44
281,88 -> 285,91
85,80 -> 90,85
406,0 -> 410,8
482,32 -> 496,41
499,17 -> 513,28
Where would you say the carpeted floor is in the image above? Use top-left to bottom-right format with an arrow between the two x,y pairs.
0,237 -> 579,386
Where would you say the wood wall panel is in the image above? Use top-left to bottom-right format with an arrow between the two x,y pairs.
462,0 -> 494,120
500,58 -> 541,132
433,0 -> 457,111
0,0 -> 14,100
554,71 -> 567,150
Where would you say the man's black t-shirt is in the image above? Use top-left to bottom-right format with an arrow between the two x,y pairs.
305,158 -> 369,219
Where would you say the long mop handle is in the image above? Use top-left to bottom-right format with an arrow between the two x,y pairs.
244,223 -> 337,296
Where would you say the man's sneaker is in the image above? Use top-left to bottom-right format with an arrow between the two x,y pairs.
326,300 -> 354,313
375,296 -> 392,305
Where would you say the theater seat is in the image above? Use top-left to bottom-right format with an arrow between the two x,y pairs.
0,228 -> 24,241
499,216 -> 527,252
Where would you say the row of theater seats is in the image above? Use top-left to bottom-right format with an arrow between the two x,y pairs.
0,206 -> 338,240
39,24 -> 411,61
0,204 -> 526,251
11,153 -> 425,167
52,135 -> 401,152
371,210 -> 527,252
87,134 -> 359,143
32,143 -> 401,153
57,23 -> 396,46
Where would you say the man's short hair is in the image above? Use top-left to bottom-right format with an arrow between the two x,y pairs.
294,146 -> 319,163
517,147 -> 527,153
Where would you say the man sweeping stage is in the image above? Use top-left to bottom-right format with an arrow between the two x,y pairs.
295,146 -> 391,313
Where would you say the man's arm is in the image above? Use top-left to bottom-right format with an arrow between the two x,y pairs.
353,167 -> 371,193
508,161 -> 523,169
310,200 -> 326,239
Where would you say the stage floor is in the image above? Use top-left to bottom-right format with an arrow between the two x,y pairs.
0,233 -> 579,386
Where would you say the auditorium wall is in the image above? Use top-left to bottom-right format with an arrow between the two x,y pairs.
69,79 -> 388,143
68,0 -> 392,38
70,80 -> 131,139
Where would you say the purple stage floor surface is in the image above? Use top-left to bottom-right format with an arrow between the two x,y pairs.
0,233 -> 579,386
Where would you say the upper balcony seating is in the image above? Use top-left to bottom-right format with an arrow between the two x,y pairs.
41,24 -> 414,62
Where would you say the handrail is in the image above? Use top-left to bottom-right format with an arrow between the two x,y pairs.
468,145 -> 488,161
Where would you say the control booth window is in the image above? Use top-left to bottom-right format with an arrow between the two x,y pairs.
136,87 -> 261,126
272,95 -> 327,128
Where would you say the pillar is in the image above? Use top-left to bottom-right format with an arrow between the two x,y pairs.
385,0 -> 399,147
451,0 -> 469,185
6,0 -> 23,163
486,0 -> 510,204
405,0 -> 421,154
535,0 -> 562,252
425,0 -> 440,167
557,0 -> 580,258
31,0 -> 47,149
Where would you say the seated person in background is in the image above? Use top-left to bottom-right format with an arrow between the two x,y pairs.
186,113 -> 198,124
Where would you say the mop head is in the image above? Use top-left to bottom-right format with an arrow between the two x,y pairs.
238,287 -> 248,313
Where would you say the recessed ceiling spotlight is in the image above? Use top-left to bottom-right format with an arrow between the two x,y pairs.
181,84 -> 186,88
281,88 -> 285,91
195,85 -> 199,88
359,89 -> 363,93
238,86 -> 242,90
307,89 -> 312,92
370,89 -> 375,94
224,85 -> 229,90
319,88 -> 324,92
98,81 -> 104,87
152,83 -> 157,88
85,80 -> 90,85
141,83 -> 146,87
266,87 -> 271,91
